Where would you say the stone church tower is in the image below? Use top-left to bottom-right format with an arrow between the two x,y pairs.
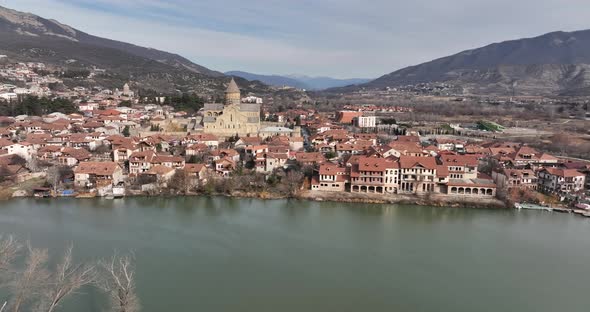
225,78 -> 241,105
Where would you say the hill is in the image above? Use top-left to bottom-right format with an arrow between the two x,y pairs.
0,5 -> 273,95
364,30 -> 590,95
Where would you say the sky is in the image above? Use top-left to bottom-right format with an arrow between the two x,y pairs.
1,0 -> 590,79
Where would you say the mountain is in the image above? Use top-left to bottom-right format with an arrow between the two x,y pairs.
226,71 -> 371,90
0,5 -> 272,95
286,75 -> 371,90
225,71 -> 308,89
364,30 -> 590,96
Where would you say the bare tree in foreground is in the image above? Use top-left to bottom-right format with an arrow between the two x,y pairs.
0,236 -> 139,312
8,245 -> 49,312
98,253 -> 140,312
35,246 -> 96,312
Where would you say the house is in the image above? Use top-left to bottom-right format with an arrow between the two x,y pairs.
335,111 -> 363,124
350,157 -> 399,194
74,161 -> 124,188
209,149 -> 240,162
58,147 -> 92,166
152,155 -> 185,169
184,133 -> 219,149
492,168 -> 537,190
4,142 -> 35,160
215,158 -> 235,176
447,175 -> 497,197
335,142 -> 372,157
257,153 -> 289,173
185,163 -> 208,181
128,151 -> 156,174
235,136 -> 261,148
506,146 -> 559,168
387,141 -> 429,157
353,115 -> 376,128
185,143 -> 210,156
312,163 -> 349,192
144,165 -> 176,185
398,156 -> 438,194
438,154 -> 479,179
294,152 -> 325,166
538,168 -> 585,195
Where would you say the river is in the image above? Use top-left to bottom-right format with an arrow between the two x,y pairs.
0,197 -> 589,312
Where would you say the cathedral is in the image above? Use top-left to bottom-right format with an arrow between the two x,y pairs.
202,78 -> 261,137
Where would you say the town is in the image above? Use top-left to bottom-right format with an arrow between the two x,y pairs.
0,61 -> 589,215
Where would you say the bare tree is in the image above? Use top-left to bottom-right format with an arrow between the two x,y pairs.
0,236 -> 22,312
0,236 -> 22,276
169,169 -> 189,194
34,246 -> 96,312
98,254 -> 140,312
9,245 -> 50,312
26,156 -> 41,173
279,170 -> 304,198
45,166 -> 61,195
0,236 -> 138,312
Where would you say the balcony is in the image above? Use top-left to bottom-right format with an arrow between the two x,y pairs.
351,180 -> 384,186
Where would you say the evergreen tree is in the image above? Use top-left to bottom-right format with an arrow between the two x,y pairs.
122,126 -> 131,137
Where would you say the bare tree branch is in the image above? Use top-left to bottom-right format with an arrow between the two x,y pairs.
0,235 -> 22,276
97,253 -> 140,312
35,245 -> 96,312
9,244 -> 49,312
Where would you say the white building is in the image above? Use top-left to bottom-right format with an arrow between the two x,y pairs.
0,92 -> 17,101
4,143 -> 36,160
242,96 -> 263,104
354,116 -> 376,128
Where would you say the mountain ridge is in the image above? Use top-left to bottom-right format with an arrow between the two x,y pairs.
0,5 -> 253,95
362,29 -> 590,95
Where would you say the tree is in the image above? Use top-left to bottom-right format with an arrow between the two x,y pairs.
324,151 -> 337,159
285,171 -> 304,197
0,166 -> 13,183
35,246 -> 96,312
0,236 -> 138,312
8,245 -> 49,312
45,166 -> 62,194
122,126 -> 131,138
98,254 -> 140,312
169,169 -> 190,194
0,96 -> 78,116
26,156 -> 41,173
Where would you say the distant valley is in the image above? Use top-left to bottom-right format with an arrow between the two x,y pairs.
225,71 -> 371,90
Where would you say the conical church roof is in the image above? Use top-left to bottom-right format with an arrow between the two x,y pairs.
226,78 -> 240,93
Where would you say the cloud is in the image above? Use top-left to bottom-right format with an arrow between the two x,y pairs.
1,0 -> 590,78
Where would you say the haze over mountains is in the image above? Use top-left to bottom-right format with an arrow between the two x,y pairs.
225,71 -> 371,90
362,30 -> 590,96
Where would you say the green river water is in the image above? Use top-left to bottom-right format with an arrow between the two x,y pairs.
0,197 -> 589,312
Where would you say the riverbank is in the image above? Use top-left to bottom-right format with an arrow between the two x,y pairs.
132,189 -> 508,209
1,180 -> 506,209
296,190 -> 507,209
3,183 -> 507,209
